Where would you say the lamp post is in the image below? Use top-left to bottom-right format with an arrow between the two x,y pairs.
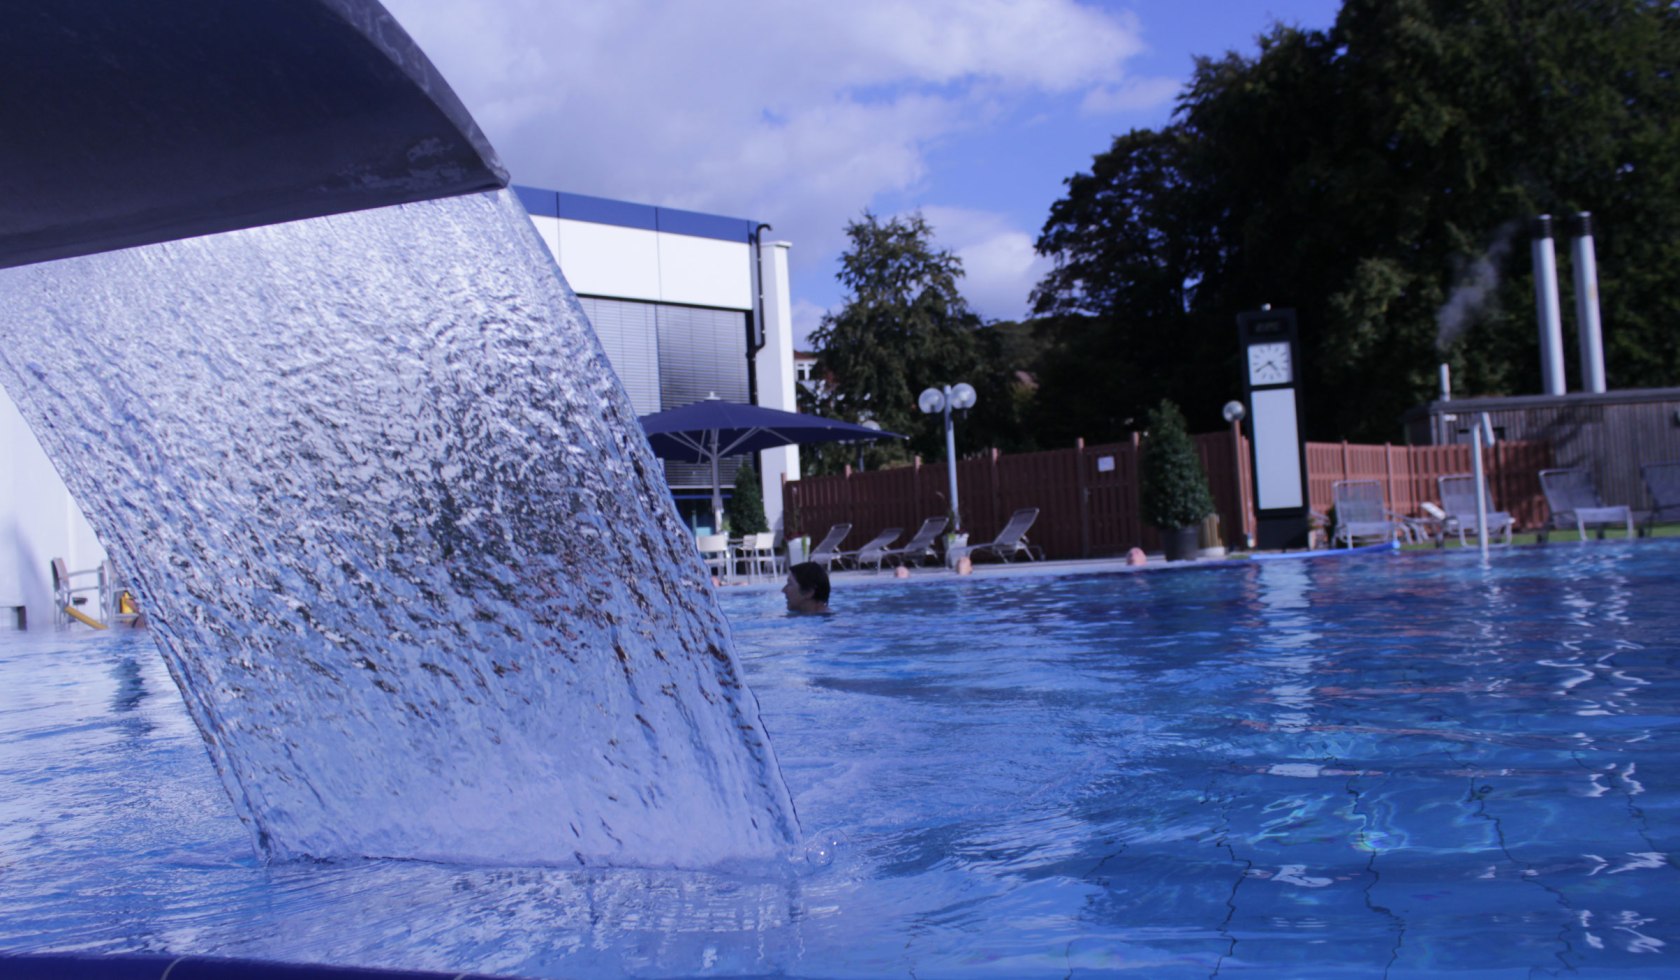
1222,400 -> 1250,549
855,418 -> 881,471
918,382 -> 977,530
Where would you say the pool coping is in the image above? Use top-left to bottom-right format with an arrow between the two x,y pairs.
714,540 -> 1403,595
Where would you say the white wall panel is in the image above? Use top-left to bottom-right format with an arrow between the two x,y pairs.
656,234 -> 752,310
556,220 -> 661,302
1,385 -> 105,626
1252,388 -> 1304,510
527,214 -> 561,263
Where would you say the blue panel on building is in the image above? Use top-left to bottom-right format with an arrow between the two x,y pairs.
656,207 -> 754,243
558,192 -> 658,231
513,185 -> 758,243
512,184 -> 559,217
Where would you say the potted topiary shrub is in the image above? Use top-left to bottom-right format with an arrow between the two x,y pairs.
1139,399 -> 1216,561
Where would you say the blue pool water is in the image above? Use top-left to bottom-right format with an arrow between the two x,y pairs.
3,543 -> 1677,977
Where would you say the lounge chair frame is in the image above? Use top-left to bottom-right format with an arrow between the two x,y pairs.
1330,480 -> 1407,548
834,528 -> 902,570
1436,474 -> 1514,547
1538,468 -> 1634,541
870,516 -> 949,571
967,508 -> 1044,563
806,523 -> 852,570
1640,461 -> 1680,535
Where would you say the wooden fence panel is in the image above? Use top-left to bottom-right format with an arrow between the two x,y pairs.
1076,440 -> 1143,557
782,435 -> 1556,558
1195,431 -> 1251,549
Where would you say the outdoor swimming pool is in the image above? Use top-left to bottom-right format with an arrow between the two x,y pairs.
3,542 -> 1677,977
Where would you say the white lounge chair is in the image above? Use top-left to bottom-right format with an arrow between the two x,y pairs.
872,516 -> 949,570
835,528 -> 902,570
1539,468 -> 1634,541
1330,480 -> 1407,548
806,523 -> 852,570
968,508 -> 1043,563
1436,474 -> 1514,547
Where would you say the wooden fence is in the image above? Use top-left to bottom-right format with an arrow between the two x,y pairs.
1306,439 -> 1553,531
782,434 -> 1553,560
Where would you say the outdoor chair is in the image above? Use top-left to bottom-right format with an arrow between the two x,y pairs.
967,508 -> 1044,563
51,557 -> 121,627
834,528 -> 902,570
872,516 -> 949,571
695,533 -> 733,581
1640,462 -> 1680,534
1330,480 -> 1407,548
1538,468 -> 1634,541
1435,474 -> 1514,547
739,531 -> 781,581
806,523 -> 852,570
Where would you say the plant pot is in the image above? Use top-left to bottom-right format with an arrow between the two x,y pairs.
1162,524 -> 1201,562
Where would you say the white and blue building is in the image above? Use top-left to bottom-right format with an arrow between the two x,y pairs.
0,186 -> 802,627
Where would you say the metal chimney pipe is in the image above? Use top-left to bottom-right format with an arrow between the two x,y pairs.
1530,215 -> 1567,396
1438,362 -> 1452,401
1569,212 -> 1607,393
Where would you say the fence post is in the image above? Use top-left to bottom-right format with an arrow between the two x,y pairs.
1341,439 -> 1351,482
989,447 -> 1002,535
1076,437 -> 1090,558
1384,442 -> 1396,512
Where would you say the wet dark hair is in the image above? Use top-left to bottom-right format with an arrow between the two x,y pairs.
789,561 -> 830,603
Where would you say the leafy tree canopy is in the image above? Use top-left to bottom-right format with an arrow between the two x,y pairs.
808,212 -> 1037,472
1033,0 -> 1680,441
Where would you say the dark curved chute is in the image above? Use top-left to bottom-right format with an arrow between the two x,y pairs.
0,0 -> 506,270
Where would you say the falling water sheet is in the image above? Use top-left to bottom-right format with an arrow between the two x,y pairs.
0,188 -> 798,868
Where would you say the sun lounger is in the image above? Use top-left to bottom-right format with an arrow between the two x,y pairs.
834,528 -> 901,570
1538,468 -> 1634,541
967,508 -> 1044,563
1641,462 -> 1680,534
806,523 -> 852,570
871,516 -> 949,571
1330,480 -> 1407,548
1436,474 -> 1514,547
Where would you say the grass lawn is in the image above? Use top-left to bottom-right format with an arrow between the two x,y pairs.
1401,521 -> 1680,551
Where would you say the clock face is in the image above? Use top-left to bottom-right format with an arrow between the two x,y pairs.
1247,341 -> 1292,385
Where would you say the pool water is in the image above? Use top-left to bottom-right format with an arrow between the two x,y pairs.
3,543 -> 1677,977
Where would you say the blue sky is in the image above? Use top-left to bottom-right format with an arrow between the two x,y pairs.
385,1 -> 1343,346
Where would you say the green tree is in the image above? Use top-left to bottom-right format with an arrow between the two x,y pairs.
1139,400 -> 1216,530
1034,0 -> 1680,441
808,212 -> 992,473
725,459 -> 768,534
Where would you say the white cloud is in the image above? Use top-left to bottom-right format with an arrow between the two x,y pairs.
384,0 -> 1155,333
1080,75 -> 1183,115
919,206 -> 1051,323
387,1 -> 1147,201
790,299 -> 830,352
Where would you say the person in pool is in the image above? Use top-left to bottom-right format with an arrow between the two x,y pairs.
782,561 -> 831,614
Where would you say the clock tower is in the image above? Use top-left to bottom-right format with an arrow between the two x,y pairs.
1238,308 -> 1310,549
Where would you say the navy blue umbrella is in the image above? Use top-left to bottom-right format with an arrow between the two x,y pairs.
639,395 -> 903,531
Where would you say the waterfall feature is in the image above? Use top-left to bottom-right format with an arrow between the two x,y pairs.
0,0 -> 797,867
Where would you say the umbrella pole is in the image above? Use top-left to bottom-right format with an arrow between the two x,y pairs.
709,431 -> 725,534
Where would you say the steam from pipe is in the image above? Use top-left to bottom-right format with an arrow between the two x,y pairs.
1435,222 -> 1517,352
